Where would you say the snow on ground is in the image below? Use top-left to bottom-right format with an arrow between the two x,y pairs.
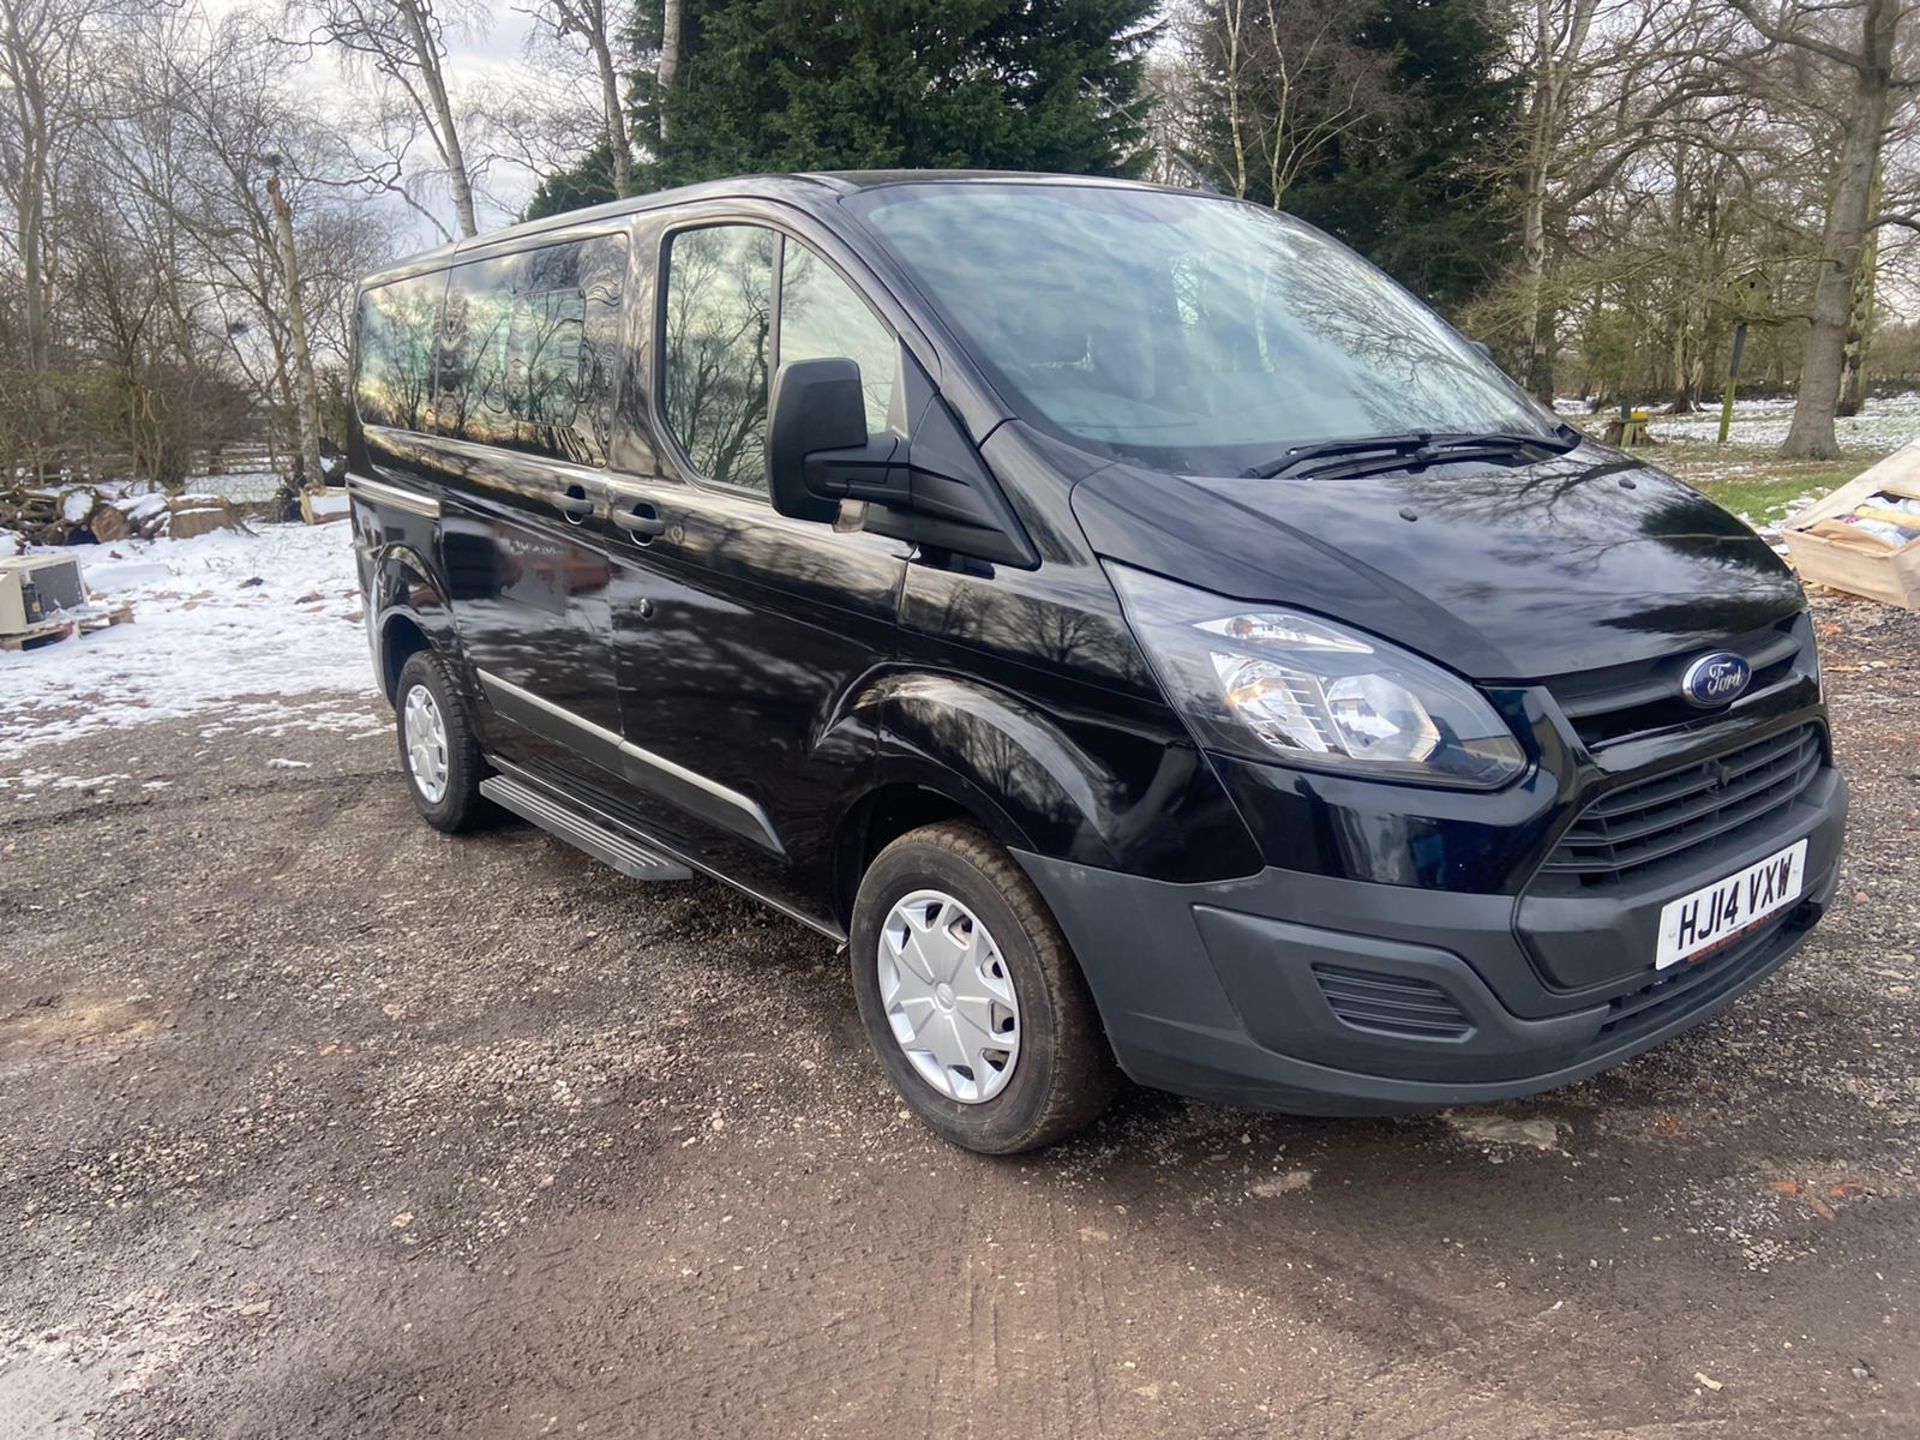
0,521 -> 378,765
1653,392 -> 1920,448
1559,391 -> 1920,450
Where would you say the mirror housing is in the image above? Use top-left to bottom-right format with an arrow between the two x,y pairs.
766,350 -> 1039,569
767,357 -> 872,523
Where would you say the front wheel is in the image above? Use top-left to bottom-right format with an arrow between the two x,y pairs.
849,822 -> 1119,1154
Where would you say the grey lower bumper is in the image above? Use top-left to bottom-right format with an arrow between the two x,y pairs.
1013,770 -> 1848,1115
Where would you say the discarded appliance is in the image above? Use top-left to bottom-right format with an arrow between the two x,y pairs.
0,554 -> 132,650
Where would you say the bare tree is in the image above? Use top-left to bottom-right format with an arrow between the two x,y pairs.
291,0 -> 484,237
0,0 -> 135,475
521,0 -> 635,196
85,7 -> 389,484
1726,0 -> 1919,457
1513,0 -> 1602,398
1183,0 -> 1406,207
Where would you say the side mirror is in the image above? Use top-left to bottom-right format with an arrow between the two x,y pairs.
767,357 -> 895,523
766,349 -> 1041,568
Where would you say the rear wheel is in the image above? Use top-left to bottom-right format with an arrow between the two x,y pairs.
850,822 -> 1118,1154
394,650 -> 489,833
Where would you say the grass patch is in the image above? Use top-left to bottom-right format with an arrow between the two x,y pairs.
1579,433 -> 1883,527
1685,469 -> 1852,526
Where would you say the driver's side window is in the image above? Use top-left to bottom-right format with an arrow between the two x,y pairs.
779,243 -> 897,435
661,225 -> 898,494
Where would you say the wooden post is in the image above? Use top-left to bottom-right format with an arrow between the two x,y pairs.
1718,321 -> 1748,446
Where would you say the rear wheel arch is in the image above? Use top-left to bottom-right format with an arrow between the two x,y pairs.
379,613 -> 432,703
369,543 -> 459,704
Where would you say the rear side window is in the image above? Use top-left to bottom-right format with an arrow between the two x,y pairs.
436,234 -> 627,466
661,224 -> 775,490
356,272 -> 446,431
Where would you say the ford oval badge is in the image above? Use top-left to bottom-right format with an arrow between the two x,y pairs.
1681,652 -> 1752,708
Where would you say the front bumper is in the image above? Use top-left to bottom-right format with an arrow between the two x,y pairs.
1013,766 -> 1848,1114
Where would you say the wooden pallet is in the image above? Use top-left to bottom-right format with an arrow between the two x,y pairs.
0,603 -> 132,651
77,603 -> 135,634
0,619 -> 76,651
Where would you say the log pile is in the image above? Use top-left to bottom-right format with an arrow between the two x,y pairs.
1,486 -> 239,546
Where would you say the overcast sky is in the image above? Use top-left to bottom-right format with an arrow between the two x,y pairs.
205,0 -> 545,242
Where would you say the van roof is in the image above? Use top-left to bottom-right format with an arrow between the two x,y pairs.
359,169 -> 1173,287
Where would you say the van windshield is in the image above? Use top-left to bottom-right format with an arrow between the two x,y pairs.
844,182 -> 1557,475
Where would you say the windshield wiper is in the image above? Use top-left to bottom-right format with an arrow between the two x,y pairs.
1241,431 -> 1435,479
1242,427 -> 1581,481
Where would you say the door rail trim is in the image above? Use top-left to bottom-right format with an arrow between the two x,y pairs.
475,668 -> 783,855
348,471 -> 441,519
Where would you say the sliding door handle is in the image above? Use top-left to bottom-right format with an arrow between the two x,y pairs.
615,500 -> 667,540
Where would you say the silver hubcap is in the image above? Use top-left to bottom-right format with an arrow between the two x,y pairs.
402,683 -> 450,803
878,889 -> 1020,1104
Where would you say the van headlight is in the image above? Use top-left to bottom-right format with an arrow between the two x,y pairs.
1109,565 -> 1526,789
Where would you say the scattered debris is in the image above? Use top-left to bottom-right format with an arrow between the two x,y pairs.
300,489 -> 351,525
1695,1371 -> 1724,1392
1445,1112 -> 1564,1152
1249,1169 -> 1314,1197
1782,445 -> 1920,607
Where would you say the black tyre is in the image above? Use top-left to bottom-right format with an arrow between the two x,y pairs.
393,650 -> 490,833
850,822 -> 1119,1154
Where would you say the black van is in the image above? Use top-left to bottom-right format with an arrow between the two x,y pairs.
348,172 -> 1846,1153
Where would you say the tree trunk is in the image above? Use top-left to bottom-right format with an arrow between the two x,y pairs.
3,8 -> 51,479
1837,170 -> 1881,418
1668,143 -> 1695,413
1517,0 -> 1599,403
1837,260 -> 1876,419
399,0 -> 479,238
590,24 -> 635,196
18,172 -> 48,478
658,0 -> 683,144
267,173 -> 325,494
1782,0 -> 1895,459
1519,167 -> 1553,399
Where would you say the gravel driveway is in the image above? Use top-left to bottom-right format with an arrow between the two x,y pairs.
2,592 -> 1915,1438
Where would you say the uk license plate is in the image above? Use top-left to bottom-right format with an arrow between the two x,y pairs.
1654,839 -> 1808,970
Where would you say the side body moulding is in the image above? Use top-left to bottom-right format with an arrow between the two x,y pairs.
476,669 -> 784,855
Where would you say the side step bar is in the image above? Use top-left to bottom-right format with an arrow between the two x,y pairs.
479,774 -> 691,882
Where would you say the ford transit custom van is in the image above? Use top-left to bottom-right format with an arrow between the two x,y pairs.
349,173 -> 1847,1153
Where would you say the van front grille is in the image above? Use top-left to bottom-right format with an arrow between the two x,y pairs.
1542,724 -> 1823,887
1312,964 -> 1473,1040
1545,615 -> 1809,749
